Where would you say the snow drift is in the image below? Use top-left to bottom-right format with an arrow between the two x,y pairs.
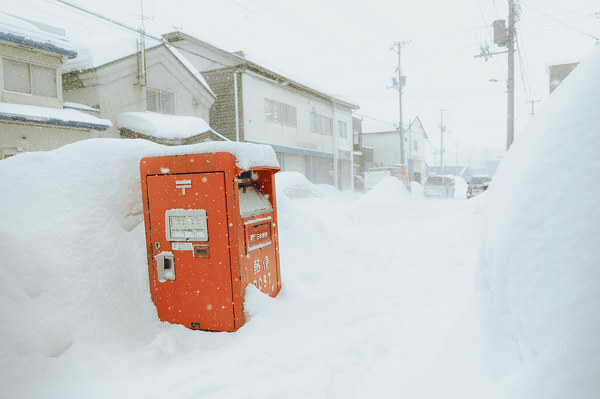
0,136 -> 482,398
275,170 -> 323,199
477,46 -> 600,397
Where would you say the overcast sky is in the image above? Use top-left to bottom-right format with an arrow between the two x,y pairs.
6,0 -> 599,155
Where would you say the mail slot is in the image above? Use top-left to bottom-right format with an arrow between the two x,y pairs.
140,148 -> 281,332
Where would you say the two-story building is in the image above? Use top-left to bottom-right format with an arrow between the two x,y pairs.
162,31 -> 357,190
0,13 -> 111,159
361,117 -> 428,182
62,43 -> 222,145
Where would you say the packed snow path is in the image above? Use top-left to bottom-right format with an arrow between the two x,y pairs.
281,188 -> 480,397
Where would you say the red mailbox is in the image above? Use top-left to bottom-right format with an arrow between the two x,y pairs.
140,149 -> 281,332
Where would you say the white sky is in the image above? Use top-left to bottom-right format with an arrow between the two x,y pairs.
5,0 -> 599,154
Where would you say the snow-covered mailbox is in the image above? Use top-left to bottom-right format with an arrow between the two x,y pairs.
140,143 -> 282,332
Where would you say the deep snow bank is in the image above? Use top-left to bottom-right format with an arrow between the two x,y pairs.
0,138 -> 279,359
477,47 -> 600,397
0,139 -> 157,358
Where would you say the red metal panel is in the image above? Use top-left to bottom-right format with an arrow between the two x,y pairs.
146,172 -> 234,332
240,213 -> 281,296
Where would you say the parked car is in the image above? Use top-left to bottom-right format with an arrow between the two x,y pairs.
467,175 -> 491,199
424,175 -> 455,198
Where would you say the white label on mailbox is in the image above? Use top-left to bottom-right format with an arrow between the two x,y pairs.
165,209 -> 208,242
172,242 -> 193,251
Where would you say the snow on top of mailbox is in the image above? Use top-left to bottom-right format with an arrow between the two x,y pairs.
141,140 -> 280,170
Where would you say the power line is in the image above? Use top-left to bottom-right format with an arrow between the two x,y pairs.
31,0 -> 139,42
515,33 -> 534,98
521,2 -> 600,41
52,0 -> 233,69
325,0 -> 396,42
354,113 -> 396,127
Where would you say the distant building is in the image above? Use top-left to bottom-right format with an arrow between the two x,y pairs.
406,117 -> 428,183
352,116 -> 373,191
162,31 -> 357,190
360,117 -> 428,182
548,62 -> 579,93
0,13 -> 110,159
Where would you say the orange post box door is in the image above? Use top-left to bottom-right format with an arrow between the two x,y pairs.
146,172 -> 235,332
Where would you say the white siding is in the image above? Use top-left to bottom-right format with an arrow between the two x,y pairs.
241,73 -> 353,155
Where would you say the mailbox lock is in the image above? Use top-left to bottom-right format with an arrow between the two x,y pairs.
155,242 -> 161,249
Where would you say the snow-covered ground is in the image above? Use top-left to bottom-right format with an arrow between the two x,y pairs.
1,43 -> 598,399
0,140 -> 479,398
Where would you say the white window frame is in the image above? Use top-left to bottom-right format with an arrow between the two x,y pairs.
265,98 -> 297,127
2,57 -> 58,98
337,120 -> 348,138
146,87 -> 175,114
310,112 -> 333,135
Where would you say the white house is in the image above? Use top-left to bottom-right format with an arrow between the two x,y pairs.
0,13 -> 111,159
162,31 -> 357,190
62,43 -> 220,145
361,117 -> 428,182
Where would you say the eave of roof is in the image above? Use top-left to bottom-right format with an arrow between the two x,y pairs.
0,31 -> 77,58
0,102 -> 111,130
0,113 -> 110,130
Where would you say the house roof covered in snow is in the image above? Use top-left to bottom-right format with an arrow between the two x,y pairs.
166,45 -> 215,99
0,12 -> 77,58
64,44 -> 215,100
0,102 -> 111,130
163,31 -> 358,110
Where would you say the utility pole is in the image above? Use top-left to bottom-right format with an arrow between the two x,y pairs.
391,40 -> 410,165
475,0 -> 520,151
439,109 -> 446,177
506,0 -> 516,150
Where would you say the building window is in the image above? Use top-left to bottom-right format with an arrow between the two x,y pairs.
413,140 -> 419,152
2,58 -> 57,98
265,98 -> 296,127
146,88 -> 174,114
337,121 -> 347,138
310,112 -> 332,135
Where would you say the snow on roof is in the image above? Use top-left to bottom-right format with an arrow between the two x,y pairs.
166,45 -> 215,98
141,141 -> 280,171
63,102 -> 99,113
62,43 -> 95,73
0,102 -> 111,130
0,12 -> 77,58
116,111 -> 226,141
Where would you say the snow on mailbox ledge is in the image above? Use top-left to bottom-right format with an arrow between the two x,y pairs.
141,141 -> 280,171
